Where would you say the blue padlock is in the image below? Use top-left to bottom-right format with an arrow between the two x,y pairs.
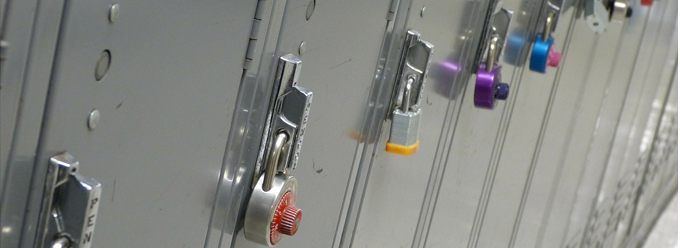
530,34 -> 561,73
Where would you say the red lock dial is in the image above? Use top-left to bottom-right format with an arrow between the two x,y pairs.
270,192 -> 302,245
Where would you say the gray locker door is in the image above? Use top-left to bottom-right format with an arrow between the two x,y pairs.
405,0 -> 677,247
0,1 -> 65,247
566,1 -> 678,247
406,0 -> 545,247
346,0 -> 514,247
339,0 -> 547,246
469,0 -> 571,246
511,2 -> 655,247
22,1 -> 257,247
214,0 -> 399,247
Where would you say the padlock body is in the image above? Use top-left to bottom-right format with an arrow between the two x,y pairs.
388,108 -> 422,147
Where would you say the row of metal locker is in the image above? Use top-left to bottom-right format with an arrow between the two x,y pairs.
0,0 -> 676,247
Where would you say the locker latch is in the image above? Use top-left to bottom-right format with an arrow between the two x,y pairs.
530,0 -> 563,73
35,152 -> 102,248
474,7 -> 512,109
582,0 -> 632,33
385,30 -> 434,156
245,54 -> 311,247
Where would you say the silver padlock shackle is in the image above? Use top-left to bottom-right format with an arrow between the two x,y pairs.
402,75 -> 415,112
543,11 -> 554,42
263,131 -> 289,192
486,34 -> 500,72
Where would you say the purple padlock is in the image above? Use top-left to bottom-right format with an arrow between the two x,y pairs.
474,63 -> 509,109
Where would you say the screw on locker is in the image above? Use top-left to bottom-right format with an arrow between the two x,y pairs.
244,54 -> 312,246
385,30 -> 433,156
473,6 -> 511,110
530,9 -> 562,73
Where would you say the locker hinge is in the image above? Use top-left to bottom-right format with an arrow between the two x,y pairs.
0,40 -> 8,61
386,0 -> 399,21
244,0 -> 268,70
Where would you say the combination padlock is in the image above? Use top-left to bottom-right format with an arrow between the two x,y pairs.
474,6 -> 511,109
475,34 -> 510,109
385,30 -> 433,156
530,11 -> 562,73
244,54 -> 311,247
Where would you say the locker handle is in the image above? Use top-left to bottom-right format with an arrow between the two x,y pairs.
36,152 -> 102,248
386,30 -> 433,156
245,54 -> 312,246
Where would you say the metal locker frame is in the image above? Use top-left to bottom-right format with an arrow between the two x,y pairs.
0,0 -> 65,247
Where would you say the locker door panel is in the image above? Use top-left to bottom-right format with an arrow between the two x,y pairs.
415,0 -> 545,246
474,0 -> 571,245
350,0 -> 493,247
345,0 -> 546,247
229,0 -> 394,247
512,3 -> 644,246
28,1 -> 256,247
0,1 -> 65,247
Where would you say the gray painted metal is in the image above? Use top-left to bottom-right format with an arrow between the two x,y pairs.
348,0 -> 677,247
212,0 -> 398,247
412,1 -> 676,248
350,0 -> 512,247
415,0 -> 548,246
18,1 -> 257,247
1,1 -> 67,247
1,0 -> 675,247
